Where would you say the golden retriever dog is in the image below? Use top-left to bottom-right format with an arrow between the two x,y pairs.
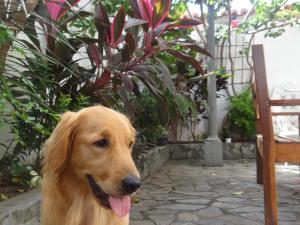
41,106 -> 141,225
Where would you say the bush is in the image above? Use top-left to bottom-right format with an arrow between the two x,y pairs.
133,89 -> 168,144
226,88 -> 256,141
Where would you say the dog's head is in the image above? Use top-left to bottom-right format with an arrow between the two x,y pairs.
42,106 -> 141,217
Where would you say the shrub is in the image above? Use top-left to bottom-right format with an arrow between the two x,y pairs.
226,88 -> 256,141
0,0 -> 209,174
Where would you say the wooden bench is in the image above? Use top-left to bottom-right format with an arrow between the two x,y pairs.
252,44 -> 300,225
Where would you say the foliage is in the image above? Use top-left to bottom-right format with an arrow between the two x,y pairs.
226,88 -> 255,141
133,89 -> 168,144
8,162 -> 41,188
238,0 -> 300,38
0,24 -> 13,46
0,76 -> 90,172
0,0 -> 209,176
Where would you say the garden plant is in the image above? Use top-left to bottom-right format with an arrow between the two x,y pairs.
0,0 -> 210,199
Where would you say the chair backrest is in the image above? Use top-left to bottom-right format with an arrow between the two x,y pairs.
251,44 -> 275,143
271,82 -> 300,135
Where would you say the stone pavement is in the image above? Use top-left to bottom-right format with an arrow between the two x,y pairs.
130,160 -> 300,225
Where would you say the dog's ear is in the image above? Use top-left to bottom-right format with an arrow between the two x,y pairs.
42,111 -> 78,180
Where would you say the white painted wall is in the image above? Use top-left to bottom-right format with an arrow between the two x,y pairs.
254,26 -> 300,92
179,25 -> 300,141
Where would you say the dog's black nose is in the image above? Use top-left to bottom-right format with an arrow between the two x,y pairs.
121,175 -> 141,194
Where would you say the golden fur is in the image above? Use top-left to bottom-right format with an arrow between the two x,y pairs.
41,106 -> 140,225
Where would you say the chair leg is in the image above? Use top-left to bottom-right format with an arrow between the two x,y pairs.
263,155 -> 278,225
257,148 -> 263,184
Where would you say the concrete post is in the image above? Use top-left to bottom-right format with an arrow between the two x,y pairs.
204,2 -> 223,166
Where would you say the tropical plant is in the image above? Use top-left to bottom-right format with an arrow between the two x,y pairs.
0,0 -> 210,173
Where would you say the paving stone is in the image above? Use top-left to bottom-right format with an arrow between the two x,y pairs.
130,211 -> 144,220
196,207 -> 223,218
147,209 -> 179,215
219,215 -> 261,225
175,198 -> 210,205
229,206 -> 263,213
157,204 -> 206,211
130,220 -> 155,225
216,197 -> 247,203
177,212 -> 199,221
130,159 -> 300,225
194,218 -> 227,225
171,223 -> 195,225
148,214 -> 175,225
211,201 -> 243,209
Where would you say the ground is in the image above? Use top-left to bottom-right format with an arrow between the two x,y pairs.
130,160 -> 300,225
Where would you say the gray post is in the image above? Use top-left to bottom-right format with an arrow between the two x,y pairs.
204,2 -> 223,166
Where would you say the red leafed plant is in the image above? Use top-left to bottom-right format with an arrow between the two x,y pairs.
4,0 -> 211,119
0,0 -> 211,168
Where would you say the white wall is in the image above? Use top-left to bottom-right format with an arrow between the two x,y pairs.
179,25 -> 300,141
254,26 -> 300,92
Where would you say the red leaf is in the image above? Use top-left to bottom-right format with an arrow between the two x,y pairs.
87,44 -> 102,67
125,17 -> 148,29
95,3 -> 111,42
154,22 -> 169,37
95,69 -> 111,87
156,57 -> 176,93
176,43 -> 212,57
166,49 -> 203,74
125,32 -> 136,55
111,6 -> 126,47
58,0 -> 81,18
116,85 -> 135,118
46,0 -> 64,21
128,0 -> 142,19
140,0 -> 153,23
152,0 -> 171,28
168,19 -> 202,29
121,74 -> 134,92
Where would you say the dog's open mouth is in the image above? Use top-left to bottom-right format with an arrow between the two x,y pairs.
86,174 -> 131,217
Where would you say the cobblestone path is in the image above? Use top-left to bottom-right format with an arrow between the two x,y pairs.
130,160 -> 300,225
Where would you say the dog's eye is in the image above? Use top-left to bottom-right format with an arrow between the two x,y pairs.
94,138 -> 109,148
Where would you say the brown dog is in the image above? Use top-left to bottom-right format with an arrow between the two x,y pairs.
41,106 -> 141,225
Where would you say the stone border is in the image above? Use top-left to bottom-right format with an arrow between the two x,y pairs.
169,142 -> 256,160
0,143 -> 256,225
135,146 -> 170,179
0,189 -> 40,225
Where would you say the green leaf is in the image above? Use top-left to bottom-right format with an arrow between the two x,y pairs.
166,49 -> 204,74
29,170 -> 38,176
30,176 -> 41,187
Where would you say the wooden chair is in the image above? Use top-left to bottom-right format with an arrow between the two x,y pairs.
251,44 -> 300,225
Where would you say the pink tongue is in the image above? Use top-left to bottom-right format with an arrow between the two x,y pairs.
108,195 -> 131,217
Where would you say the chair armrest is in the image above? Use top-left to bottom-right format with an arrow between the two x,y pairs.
272,112 -> 300,116
270,99 -> 300,106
